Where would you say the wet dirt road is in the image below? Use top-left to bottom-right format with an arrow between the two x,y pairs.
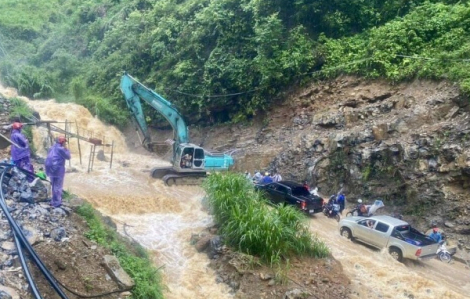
309,213 -> 470,299
10,90 -> 468,299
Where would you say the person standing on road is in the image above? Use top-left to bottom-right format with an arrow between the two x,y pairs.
272,171 -> 282,182
303,181 -> 310,191
253,170 -> 262,183
337,193 -> 346,215
244,170 -> 252,181
10,122 -> 35,180
45,136 -> 71,208
261,172 -> 273,184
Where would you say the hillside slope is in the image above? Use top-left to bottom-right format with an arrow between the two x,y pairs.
186,77 -> 470,247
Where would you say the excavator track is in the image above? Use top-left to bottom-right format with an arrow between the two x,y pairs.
162,173 -> 207,186
151,167 -> 175,179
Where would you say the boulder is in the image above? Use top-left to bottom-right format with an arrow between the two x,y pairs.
50,227 -> 66,242
101,255 -> 135,289
0,242 -> 15,252
372,123 -> 389,141
194,235 -> 211,252
22,226 -> 41,246
284,288 -> 309,299
0,285 -> 19,299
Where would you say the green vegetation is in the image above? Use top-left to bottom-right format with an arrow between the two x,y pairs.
362,165 -> 372,181
9,97 -> 37,155
76,203 -> 164,299
203,173 -> 329,266
9,97 -> 34,121
0,0 -> 468,126
322,2 -> 470,90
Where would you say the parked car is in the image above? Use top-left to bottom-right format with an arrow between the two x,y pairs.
339,215 -> 439,262
255,181 -> 324,215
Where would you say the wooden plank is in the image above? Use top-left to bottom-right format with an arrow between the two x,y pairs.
0,132 -> 21,149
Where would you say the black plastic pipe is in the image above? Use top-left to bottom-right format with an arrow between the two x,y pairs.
0,166 -> 69,299
13,231 -> 43,299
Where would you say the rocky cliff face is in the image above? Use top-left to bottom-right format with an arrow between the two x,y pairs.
189,77 -> 470,245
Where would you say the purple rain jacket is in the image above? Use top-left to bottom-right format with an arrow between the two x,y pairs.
45,142 -> 71,178
10,128 -> 30,161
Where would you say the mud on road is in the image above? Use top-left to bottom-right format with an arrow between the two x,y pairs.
309,211 -> 470,299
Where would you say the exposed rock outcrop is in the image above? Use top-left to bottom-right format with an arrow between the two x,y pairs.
189,77 -> 470,247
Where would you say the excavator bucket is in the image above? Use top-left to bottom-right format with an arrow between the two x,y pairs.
147,142 -> 172,157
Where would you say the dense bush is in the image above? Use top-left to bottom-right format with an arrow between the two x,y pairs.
203,173 -> 329,265
0,0 -> 468,126
322,2 -> 470,90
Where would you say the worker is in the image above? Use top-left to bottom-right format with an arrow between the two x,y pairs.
45,136 -> 71,208
10,122 -> 34,181
272,171 -> 282,182
261,172 -> 273,184
182,153 -> 192,168
244,170 -> 252,181
253,170 -> 262,183
337,193 -> 346,215
303,181 -> 310,191
428,227 -> 442,243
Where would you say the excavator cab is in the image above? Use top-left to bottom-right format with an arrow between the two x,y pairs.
175,144 -> 205,171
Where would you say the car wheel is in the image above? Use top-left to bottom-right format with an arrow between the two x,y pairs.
340,227 -> 352,239
389,247 -> 403,262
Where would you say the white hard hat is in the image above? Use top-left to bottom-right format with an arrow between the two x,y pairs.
358,199 -> 363,203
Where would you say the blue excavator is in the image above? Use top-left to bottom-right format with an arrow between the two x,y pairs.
120,73 -> 234,185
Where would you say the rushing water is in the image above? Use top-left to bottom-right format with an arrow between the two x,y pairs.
0,86 -> 233,299
309,215 -> 470,299
1,85 -> 469,299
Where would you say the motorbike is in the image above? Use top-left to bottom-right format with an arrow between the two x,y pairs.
346,200 -> 385,217
345,207 -> 362,217
437,241 -> 456,263
323,202 -> 341,222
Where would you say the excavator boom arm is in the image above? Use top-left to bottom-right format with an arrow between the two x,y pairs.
120,73 -> 189,145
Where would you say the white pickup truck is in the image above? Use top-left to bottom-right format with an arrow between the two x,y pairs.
339,215 -> 439,262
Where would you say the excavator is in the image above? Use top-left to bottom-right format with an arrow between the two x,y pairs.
120,73 -> 234,185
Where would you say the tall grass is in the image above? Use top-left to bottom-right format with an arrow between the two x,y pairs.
203,173 -> 329,265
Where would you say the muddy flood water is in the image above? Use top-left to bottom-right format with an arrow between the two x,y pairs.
0,85 -> 467,299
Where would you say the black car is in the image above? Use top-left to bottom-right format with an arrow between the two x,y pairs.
255,181 -> 324,215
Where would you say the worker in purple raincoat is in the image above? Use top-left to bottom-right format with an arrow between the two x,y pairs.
10,122 -> 35,180
45,136 -> 71,208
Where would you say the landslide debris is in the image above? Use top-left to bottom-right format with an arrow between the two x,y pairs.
189,76 -> 470,260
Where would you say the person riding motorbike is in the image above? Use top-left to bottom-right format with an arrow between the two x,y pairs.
428,227 -> 442,243
357,199 -> 367,216
323,195 -> 340,221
